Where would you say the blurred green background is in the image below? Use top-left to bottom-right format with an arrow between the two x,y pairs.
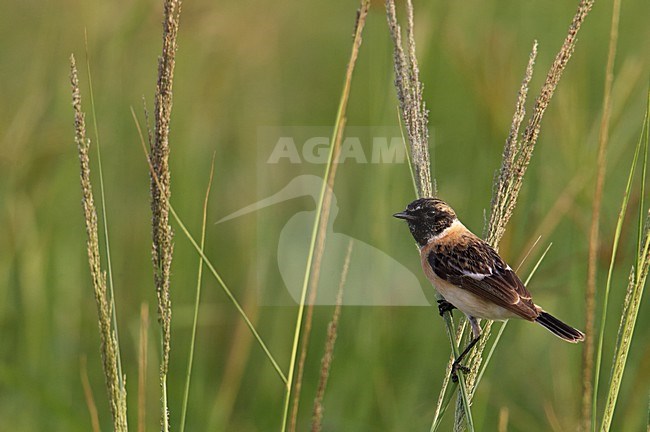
1,0 -> 649,430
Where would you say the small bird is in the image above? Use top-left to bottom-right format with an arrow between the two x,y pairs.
394,197 -> 584,381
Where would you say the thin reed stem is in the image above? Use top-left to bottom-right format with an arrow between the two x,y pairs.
386,0 -> 432,198
131,107 -> 287,384
471,0 -> 594,391
150,1 -> 182,429
70,54 -> 128,432
488,0 -> 594,247
83,31 -> 124,388
486,41 -> 537,248
80,355 -> 101,432
282,2 -> 370,431
386,0 -> 473,428
583,0 -> 622,428
311,241 -> 353,432
138,304 -> 149,432
595,92 -> 650,432
180,156 -> 215,432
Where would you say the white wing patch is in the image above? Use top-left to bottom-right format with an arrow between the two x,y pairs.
461,270 -> 491,281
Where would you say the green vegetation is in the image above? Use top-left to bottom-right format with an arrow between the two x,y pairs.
0,0 -> 648,431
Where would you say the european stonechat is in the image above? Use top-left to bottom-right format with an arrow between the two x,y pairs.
394,198 -> 584,381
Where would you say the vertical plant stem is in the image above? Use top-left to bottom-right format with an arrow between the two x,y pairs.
385,0 -> 474,428
70,54 -> 128,432
592,93 -> 648,431
80,355 -> 101,432
138,304 -> 149,432
281,2 -> 370,431
288,2 -> 370,428
485,41 -> 537,248
150,1 -> 182,430
385,0 -> 432,197
583,0 -> 622,428
289,117 -> 345,432
180,157 -> 215,432
311,241 -> 353,432
83,31 -> 124,387
460,1 -> 594,426
597,92 -> 650,432
133,108 -> 287,382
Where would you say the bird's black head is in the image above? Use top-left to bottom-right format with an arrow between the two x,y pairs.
393,198 -> 457,246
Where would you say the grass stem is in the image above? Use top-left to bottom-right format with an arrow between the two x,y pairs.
582,0 -> 622,427
179,156 -> 215,432
311,241 -> 353,432
281,2 -> 369,430
592,90 -> 648,431
597,91 -> 650,432
132,107 -> 287,384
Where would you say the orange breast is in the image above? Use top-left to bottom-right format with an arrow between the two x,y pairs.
418,221 -> 518,320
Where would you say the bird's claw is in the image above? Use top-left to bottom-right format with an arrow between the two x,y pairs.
437,299 -> 456,317
451,361 -> 470,383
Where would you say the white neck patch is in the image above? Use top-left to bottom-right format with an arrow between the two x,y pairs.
419,218 -> 461,249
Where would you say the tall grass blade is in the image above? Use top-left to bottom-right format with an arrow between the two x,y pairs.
386,0 -> 473,427
397,108 -> 418,197
311,241 -> 353,432
138,303 -> 149,432
638,105 -> 649,264
71,55 -> 128,432
288,4 -> 370,429
593,90 -> 649,430
282,2 -> 369,431
83,32 -> 124,388
457,2 -> 594,427
131,108 -> 287,384
431,379 -> 457,432
179,156 -> 215,432
150,0 -> 183,428
599,90 -> 650,432
80,355 -> 101,432
582,0 -> 622,427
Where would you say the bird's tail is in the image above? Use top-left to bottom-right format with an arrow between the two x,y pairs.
535,311 -> 585,343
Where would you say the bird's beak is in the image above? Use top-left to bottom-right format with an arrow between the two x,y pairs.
393,211 -> 416,221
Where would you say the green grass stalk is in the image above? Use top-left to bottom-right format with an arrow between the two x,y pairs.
132,107 -> 287,384
638,99 -> 649,270
582,0 -> 622,427
599,91 -> 650,432
397,108 -> 418,198
281,2 -> 369,430
138,303 -> 149,432
150,0 -> 182,429
386,0 -> 473,428
311,241 -> 353,432
179,156 -> 215,432
80,355 -> 101,432
70,54 -> 128,432
455,2 -> 594,427
288,4 -> 370,429
592,91 -> 649,430
83,32 -> 124,388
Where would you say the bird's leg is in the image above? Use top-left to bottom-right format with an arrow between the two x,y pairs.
437,298 -> 456,316
451,316 -> 481,383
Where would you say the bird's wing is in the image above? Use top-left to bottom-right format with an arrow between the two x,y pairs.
428,236 -> 538,320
